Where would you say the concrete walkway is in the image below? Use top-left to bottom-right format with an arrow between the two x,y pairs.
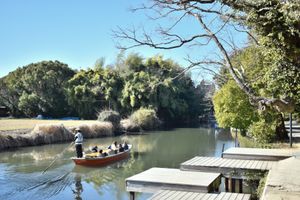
262,156 -> 300,200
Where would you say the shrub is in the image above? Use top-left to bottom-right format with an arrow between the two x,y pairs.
29,124 -> 73,144
75,122 -> 113,138
129,108 -> 160,130
248,120 -> 277,143
120,119 -> 140,132
97,110 -> 121,129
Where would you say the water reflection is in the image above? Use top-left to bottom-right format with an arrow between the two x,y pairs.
0,127 -> 234,200
73,174 -> 83,200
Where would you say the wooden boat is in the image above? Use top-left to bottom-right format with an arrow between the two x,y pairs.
71,145 -> 132,166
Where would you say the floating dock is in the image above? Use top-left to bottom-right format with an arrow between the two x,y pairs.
222,147 -> 293,161
148,190 -> 251,200
181,156 -> 277,173
126,167 -> 221,200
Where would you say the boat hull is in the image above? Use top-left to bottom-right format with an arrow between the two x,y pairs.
72,148 -> 131,167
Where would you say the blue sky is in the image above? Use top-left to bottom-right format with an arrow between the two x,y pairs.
0,0 -> 247,82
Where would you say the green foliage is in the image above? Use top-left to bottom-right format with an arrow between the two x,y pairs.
129,108 -> 160,130
97,110 -> 121,128
256,173 -> 268,199
249,119 -> 277,143
0,60 -> 74,117
18,92 -> 42,117
1,55 -> 206,125
120,54 -> 205,124
223,0 -> 300,64
213,80 -> 258,131
66,68 -> 123,119
248,111 -> 280,143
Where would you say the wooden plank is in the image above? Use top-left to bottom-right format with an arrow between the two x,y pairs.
240,159 -> 251,169
183,157 -> 200,165
190,157 -> 208,165
191,157 -> 213,166
255,160 -> 264,170
248,160 -> 259,169
234,159 -> 247,169
229,193 -> 239,200
170,191 -> 190,200
126,168 -> 221,193
193,193 -> 206,200
215,192 -> 226,200
159,190 -> 180,200
149,191 -> 251,200
149,190 -> 169,200
242,194 -> 251,200
180,191 -> 196,200
219,158 -> 234,167
222,147 -> 292,161
186,192 -> 201,200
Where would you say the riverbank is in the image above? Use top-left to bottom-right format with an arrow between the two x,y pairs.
0,117 -> 162,151
0,119 -> 116,151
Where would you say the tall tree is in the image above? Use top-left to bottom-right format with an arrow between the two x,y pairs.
0,61 -> 74,117
114,0 -> 300,113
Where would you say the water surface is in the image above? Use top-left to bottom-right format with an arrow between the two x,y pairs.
0,127 -> 234,200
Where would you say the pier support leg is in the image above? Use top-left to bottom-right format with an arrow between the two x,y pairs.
130,192 -> 135,200
239,179 -> 243,193
230,178 -> 236,193
225,178 -> 229,192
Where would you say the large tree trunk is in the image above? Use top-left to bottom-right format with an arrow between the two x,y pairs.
275,114 -> 288,141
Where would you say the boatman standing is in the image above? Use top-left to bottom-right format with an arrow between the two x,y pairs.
74,128 -> 83,158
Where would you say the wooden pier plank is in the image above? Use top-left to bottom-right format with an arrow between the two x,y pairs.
222,147 -> 293,161
182,157 -> 200,165
181,156 -> 277,175
126,168 -> 221,194
148,190 -> 251,200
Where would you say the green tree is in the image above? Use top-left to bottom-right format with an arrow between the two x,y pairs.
66,68 -> 123,119
213,80 -> 258,133
115,0 -> 300,113
0,61 -> 74,117
120,54 -> 205,124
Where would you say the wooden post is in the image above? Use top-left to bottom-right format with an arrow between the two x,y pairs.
231,178 -> 236,193
221,143 -> 225,158
225,177 -> 229,192
290,113 -> 293,148
130,192 -> 135,200
239,179 -> 243,193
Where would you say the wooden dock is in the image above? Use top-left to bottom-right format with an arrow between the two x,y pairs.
222,147 -> 292,161
126,167 -> 221,200
181,156 -> 277,174
149,190 -> 251,200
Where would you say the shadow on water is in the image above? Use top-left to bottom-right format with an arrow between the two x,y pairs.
0,127 -> 234,200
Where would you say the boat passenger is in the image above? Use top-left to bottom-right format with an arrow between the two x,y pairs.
74,128 -> 83,158
119,144 -> 124,152
99,149 -> 108,157
111,141 -> 118,154
123,142 -> 129,150
91,146 -> 98,153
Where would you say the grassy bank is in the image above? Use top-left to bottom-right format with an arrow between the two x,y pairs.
232,129 -> 300,149
0,119 -> 97,131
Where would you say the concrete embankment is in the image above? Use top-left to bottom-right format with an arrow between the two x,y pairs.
0,122 -> 113,151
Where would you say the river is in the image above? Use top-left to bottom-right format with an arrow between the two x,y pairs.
0,127 -> 234,200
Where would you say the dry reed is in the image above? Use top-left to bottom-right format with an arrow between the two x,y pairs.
75,122 -> 113,138
28,124 -> 73,145
0,122 -> 114,151
120,119 -> 140,132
